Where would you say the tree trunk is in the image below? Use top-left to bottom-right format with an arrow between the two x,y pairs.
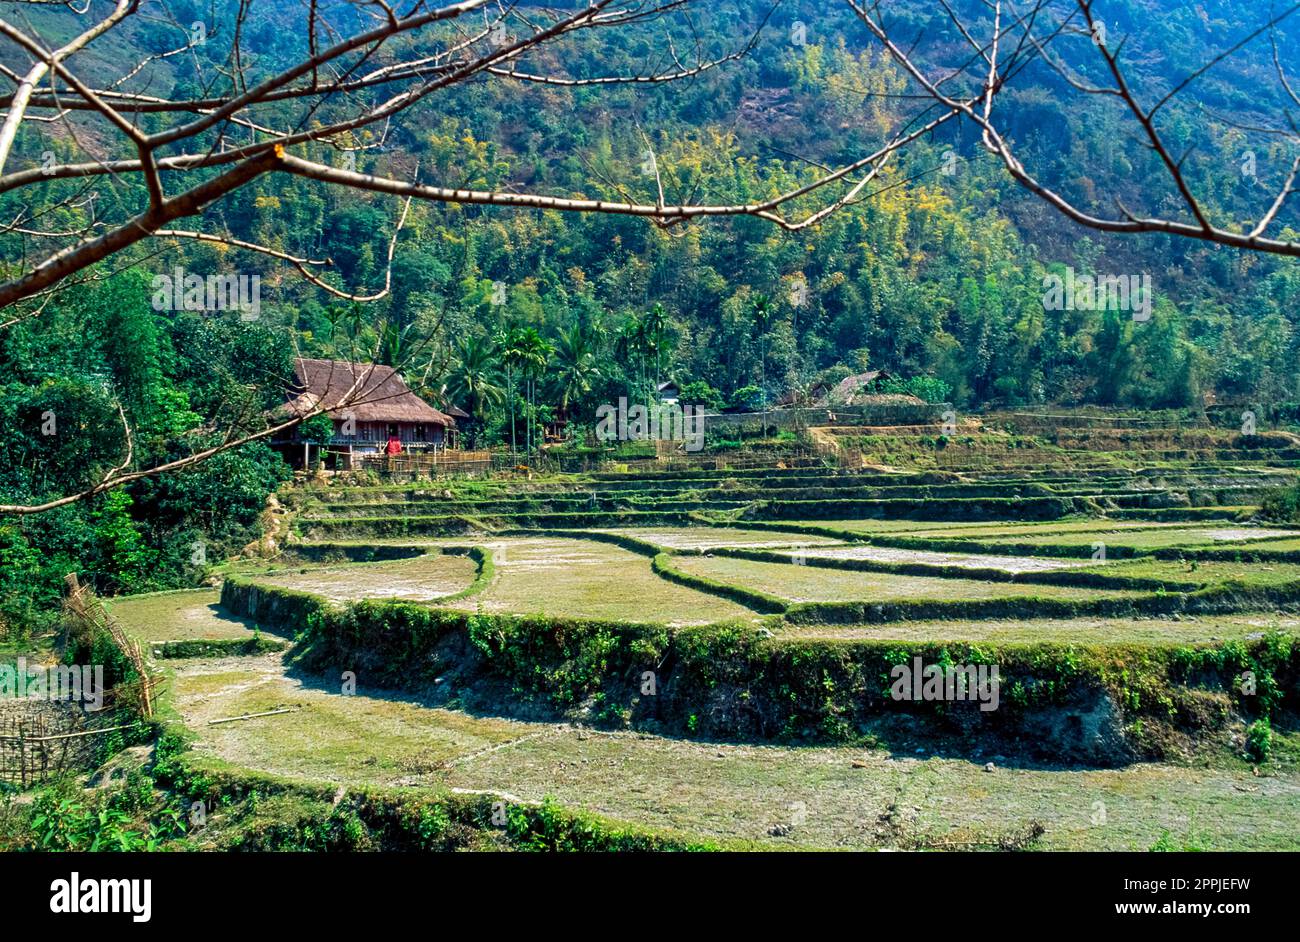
508,367 -> 517,461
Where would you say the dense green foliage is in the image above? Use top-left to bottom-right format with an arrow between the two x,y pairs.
0,273 -> 291,632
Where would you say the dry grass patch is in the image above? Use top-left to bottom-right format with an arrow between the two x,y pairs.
600,526 -> 844,551
109,590 -> 260,643
443,536 -> 757,624
784,544 -> 1088,574
444,726 -> 1300,850
167,653 -> 528,786
250,553 -> 478,603
984,526 -> 1297,550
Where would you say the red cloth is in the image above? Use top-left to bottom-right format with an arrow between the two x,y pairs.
385,436 -> 402,455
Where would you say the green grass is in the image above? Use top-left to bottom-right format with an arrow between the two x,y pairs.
442,536 -> 759,624
981,526 -> 1298,550
1079,557 -> 1300,588
782,612 -> 1300,643
1183,536 -> 1300,552
596,526 -> 844,550
109,590 -> 262,643
167,657 -> 528,786
245,553 -> 479,603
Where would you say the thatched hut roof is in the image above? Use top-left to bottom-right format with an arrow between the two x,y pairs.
283,358 -> 456,427
830,370 -> 891,404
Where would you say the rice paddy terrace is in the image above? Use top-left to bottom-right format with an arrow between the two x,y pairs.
110,427 -> 1300,850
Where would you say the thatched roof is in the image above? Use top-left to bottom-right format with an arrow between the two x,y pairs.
831,370 -> 885,400
284,358 -> 456,427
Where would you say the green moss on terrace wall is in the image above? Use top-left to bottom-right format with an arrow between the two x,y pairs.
152,636 -> 288,659
277,544 -> 427,564
218,576 -> 1299,764
781,580 -> 1300,625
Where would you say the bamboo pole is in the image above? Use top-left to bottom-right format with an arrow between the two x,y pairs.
208,707 -> 295,725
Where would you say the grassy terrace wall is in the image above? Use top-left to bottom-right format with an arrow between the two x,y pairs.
298,495 -> 1193,538
278,544 -> 428,564
298,510 -> 695,538
780,581 -> 1300,625
152,636 -> 289,659
218,576 -> 1299,764
306,482 -> 1218,509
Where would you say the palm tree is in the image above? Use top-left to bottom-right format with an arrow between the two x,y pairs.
643,302 -> 670,404
615,312 -> 648,408
496,326 -> 526,461
550,325 -> 600,426
515,327 -> 552,454
377,320 -> 410,367
750,293 -> 777,435
446,335 -> 504,447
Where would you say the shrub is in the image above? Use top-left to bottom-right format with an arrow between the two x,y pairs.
1245,717 -> 1272,762
1259,483 -> 1300,523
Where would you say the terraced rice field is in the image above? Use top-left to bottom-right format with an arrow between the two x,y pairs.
248,552 -> 479,603
111,451 -> 1300,850
980,526 -> 1299,549
109,590 -> 262,642
444,537 -> 757,623
672,555 -> 1137,603
772,543 -> 1090,573
805,519 -> 1195,536
1077,558 -> 1300,588
594,526 -> 843,551
108,592 -> 1300,850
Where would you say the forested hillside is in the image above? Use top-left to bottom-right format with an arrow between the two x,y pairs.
1,0 -> 1298,620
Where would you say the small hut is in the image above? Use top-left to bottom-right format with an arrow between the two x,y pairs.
275,358 -> 459,469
